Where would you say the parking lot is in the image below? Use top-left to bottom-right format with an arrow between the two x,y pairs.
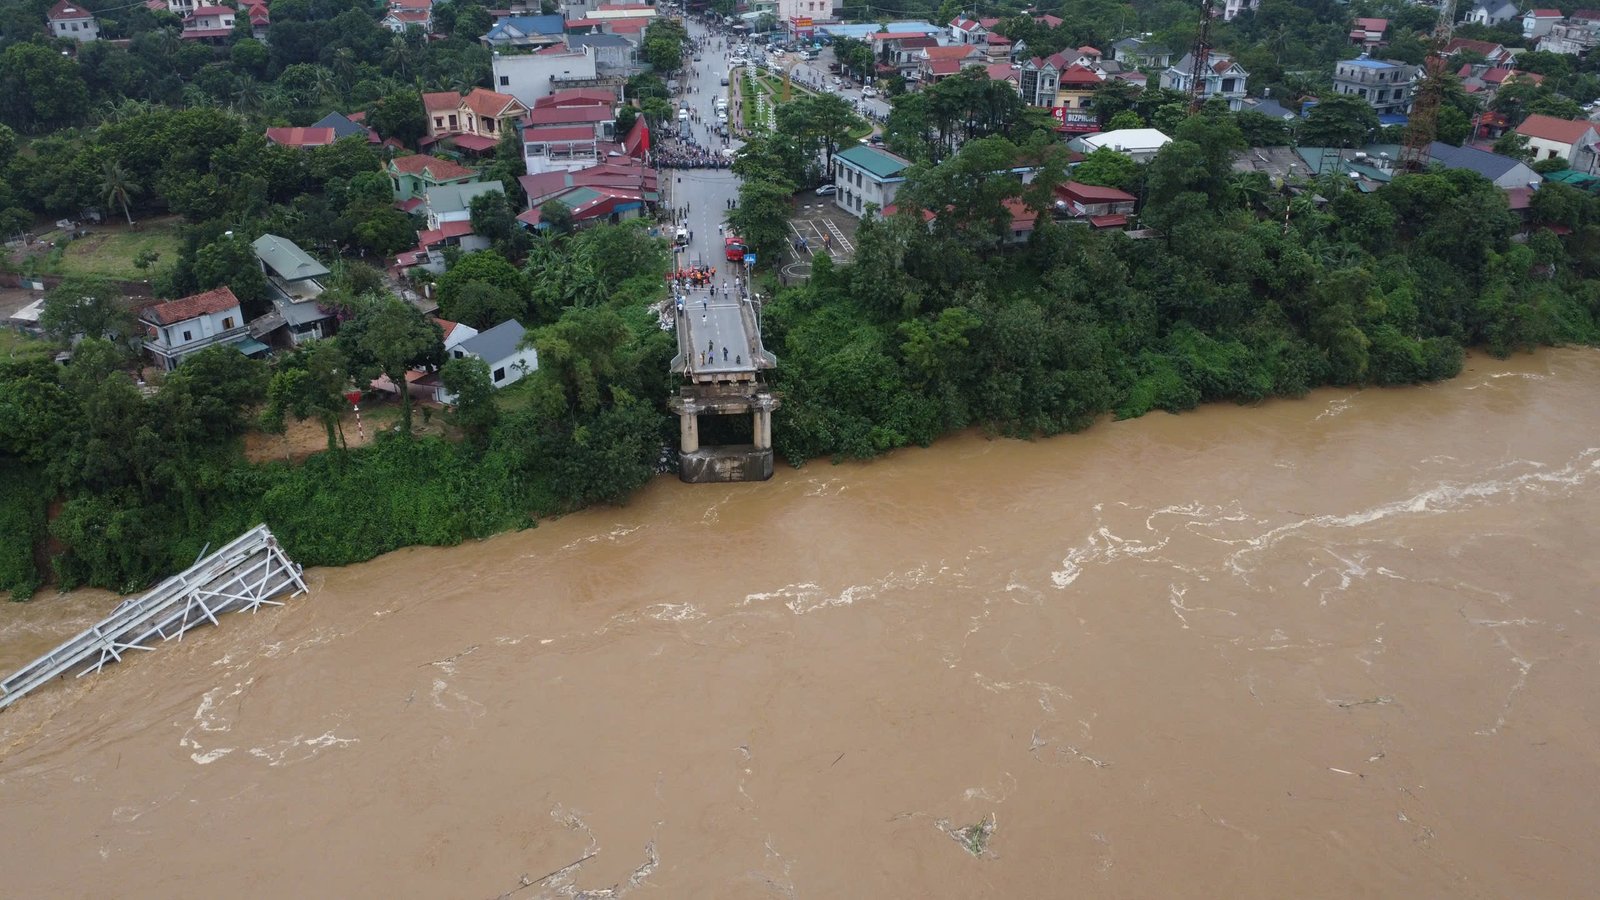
781,195 -> 860,283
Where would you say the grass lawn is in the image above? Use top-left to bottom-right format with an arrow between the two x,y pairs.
0,329 -> 51,361
36,219 -> 182,281
492,377 -> 540,414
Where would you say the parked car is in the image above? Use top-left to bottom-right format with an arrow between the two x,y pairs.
720,75 -> 730,85
862,86 -> 878,98
815,185 -> 837,196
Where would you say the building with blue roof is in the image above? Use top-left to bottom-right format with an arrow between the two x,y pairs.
1332,56 -> 1418,119
482,15 -> 565,50
818,21 -> 941,41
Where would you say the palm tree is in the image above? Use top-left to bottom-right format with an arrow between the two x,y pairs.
101,161 -> 139,226
313,66 -> 342,106
384,38 -> 414,79
234,79 -> 263,115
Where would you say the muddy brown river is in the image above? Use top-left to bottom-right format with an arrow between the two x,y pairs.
2,349 -> 1598,898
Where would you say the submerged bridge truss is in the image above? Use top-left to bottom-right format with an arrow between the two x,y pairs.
0,524 -> 308,712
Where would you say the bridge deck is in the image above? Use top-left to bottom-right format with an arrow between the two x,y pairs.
672,289 -> 774,380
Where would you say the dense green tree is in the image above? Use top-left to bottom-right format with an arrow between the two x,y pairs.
1072,147 -> 1142,191
41,278 -> 137,347
440,355 -> 498,435
340,294 -> 444,436
436,250 -> 527,314
368,90 -> 427,146
262,340 -> 352,452
0,44 -> 90,132
1301,95 -> 1379,149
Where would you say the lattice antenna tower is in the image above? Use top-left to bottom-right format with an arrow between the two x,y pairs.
1400,0 -> 1459,171
1188,0 -> 1216,113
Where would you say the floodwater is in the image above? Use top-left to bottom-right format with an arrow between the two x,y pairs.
2,350 -> 1598,898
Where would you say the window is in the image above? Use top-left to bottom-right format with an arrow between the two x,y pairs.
182,330 -> 193,341
500,76 -> 510,86
493,367 -> 506,382
222,316 -> 235,329
434,117 -> 444,128
454,349 -> 465,359
527,142 -> 546,155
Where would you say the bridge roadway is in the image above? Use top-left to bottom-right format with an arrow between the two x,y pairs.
676,289 -> 758,377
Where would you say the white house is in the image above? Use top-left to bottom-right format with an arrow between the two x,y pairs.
1514,113 -> 1600,173
1465,0 -> 1518,27
1072,128 -> 1173,163
46,0 -> 99,41
1524,8 -> 1564,40
138,286 -> 263,370
492,47 -> 598,109
832,144 -> 913,218
252,234 -> 336,347
439,319 -> 538,402
422,181 -> 507,230
1220,0 -> 1258,21
437,319 -> 479,354
1162,52 -> 1250,110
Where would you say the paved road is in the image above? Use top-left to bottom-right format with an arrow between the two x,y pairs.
666,16 -> 761,377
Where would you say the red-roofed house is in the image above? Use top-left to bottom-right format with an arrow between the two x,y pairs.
919,44 -> 986,82
515,184 -> 651,230
519,103 -> 618,173
1515,114 -> 1600,172
181,5 -> 235,41
517,159 -> 656,207
1539,12 -> 1600,54
1057,64 -> 1104,113
387,154 -> 480,202
1524,8 -> 1563,40
1054,181 -> 1137,222
46,0 -> 99,41
1442,38 -> 1514,65
985,63 -> 1021,92
266,127 -> 338,149
138,287 -> 257,370
423,88 -> 529,154
534,87 -> 620,108
949,15 -> 999,45
383,7 -> 432,33
1350,17 -> 1387,49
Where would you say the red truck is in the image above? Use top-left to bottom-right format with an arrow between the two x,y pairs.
724,236 -> 747,262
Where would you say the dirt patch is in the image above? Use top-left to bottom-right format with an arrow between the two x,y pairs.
242,395 -> 457,464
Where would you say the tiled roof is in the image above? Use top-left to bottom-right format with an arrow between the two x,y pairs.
47,0 -> 94,20
985,62 -> 1019,81
1058,181 -> 1136,203
462,87 -> 523,119
388,9 -> 429,22
423,91 -> 461,112
389,154 -> 477,180
266,127 -> 337,147
417,220 -> 476,247
928,59 -> 965,76
606,17 -> 648,33
1516,113 -> 1597,145
1354,17 -> 1388,31
1060,64 -> 1103,85
535,88 -> 618,108
523,104 -> 613,126
1529,7 -> 1562,15
523,125 -> 598,142
925,45 -> 980,60
142,286 -> 241,326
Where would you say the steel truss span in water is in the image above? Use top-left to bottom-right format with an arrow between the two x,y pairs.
0,525 -> 308,712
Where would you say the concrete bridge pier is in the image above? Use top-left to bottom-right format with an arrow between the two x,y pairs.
679,399 -> 701,454
670,387 -> 781,483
